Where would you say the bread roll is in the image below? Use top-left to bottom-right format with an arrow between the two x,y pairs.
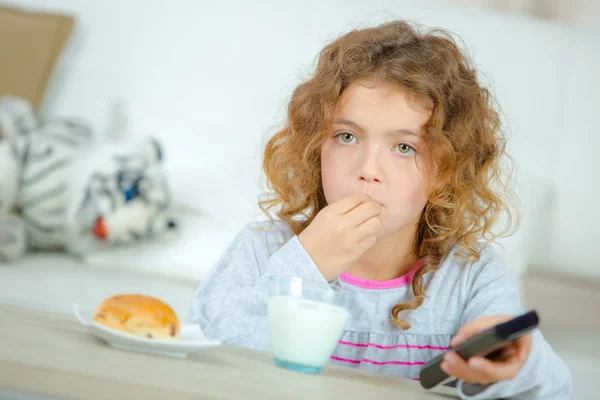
93,294 -> 179,340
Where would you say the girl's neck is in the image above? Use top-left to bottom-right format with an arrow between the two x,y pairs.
346,222 -> 418,281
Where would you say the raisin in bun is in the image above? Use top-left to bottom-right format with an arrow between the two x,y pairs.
93,294 -> 179,340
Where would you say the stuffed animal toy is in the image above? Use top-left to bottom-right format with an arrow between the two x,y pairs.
0,96 -> 177,263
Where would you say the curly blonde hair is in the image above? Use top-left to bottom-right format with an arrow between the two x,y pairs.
260,20 -> 518,329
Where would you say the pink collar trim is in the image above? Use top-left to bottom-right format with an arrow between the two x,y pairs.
339,260 -> 423,290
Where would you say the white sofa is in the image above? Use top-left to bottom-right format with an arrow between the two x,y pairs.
1,0 -> 599,315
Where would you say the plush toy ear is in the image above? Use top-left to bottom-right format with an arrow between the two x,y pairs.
138,137 -> 163,165
0,96 -> 38,140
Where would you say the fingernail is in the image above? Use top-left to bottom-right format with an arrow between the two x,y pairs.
470,358 -> 482,369
445,353 -> 456,365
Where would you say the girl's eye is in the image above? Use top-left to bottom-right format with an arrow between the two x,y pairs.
336,132 -> 356,144
395,143 -> 416,156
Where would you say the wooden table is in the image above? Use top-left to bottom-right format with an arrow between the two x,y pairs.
0,304 -> 453,399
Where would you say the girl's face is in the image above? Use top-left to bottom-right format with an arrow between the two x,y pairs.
321,79 -> 434,239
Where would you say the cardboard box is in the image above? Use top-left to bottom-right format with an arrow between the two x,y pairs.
0,5 -> 74,110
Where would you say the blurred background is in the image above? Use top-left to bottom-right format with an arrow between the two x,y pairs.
459,0 -> 600,30
0,0 -> 598,398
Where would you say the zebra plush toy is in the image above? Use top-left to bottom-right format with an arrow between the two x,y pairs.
0,96 -> 177,263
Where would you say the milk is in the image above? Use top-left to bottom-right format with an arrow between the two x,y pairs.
268,295 -> 349,369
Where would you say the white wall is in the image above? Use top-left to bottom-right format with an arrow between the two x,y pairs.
454,0 -> 600,32
3,0 -> 599,281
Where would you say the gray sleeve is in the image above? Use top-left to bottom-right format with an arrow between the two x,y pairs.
456,249 -> 573,400
186,223 -> 327,351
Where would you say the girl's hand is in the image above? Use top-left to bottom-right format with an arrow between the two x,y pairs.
298,193 -> 382,282
441,315 -> 532,385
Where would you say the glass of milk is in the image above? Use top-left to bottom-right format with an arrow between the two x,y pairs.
267,276 -> 350,374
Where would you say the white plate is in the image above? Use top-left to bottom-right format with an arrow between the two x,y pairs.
73,304 -> 221,358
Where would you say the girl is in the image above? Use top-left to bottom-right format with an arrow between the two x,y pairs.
188,20 -> 572,399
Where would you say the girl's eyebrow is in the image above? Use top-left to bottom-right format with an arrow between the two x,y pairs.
332,118 -> 421,138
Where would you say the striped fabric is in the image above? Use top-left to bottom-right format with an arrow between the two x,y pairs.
18,120 -> 92,250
